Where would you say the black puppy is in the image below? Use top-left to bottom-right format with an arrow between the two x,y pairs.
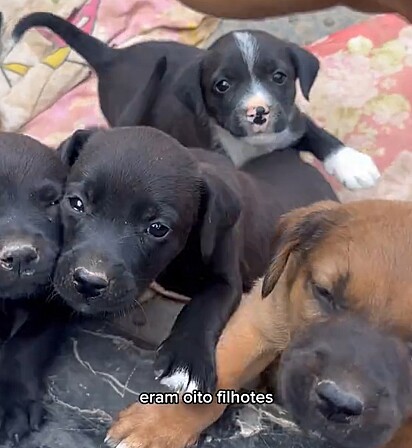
14,13 -> 380,190
278,316 -> 412,448
0,133 -> 67,443
53,125 -> 336,394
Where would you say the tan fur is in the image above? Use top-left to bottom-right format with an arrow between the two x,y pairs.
107,200 -> 412,448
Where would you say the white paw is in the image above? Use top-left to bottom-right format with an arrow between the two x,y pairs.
104,435 -> 120,448
159,368 -> 200,393
324,146 -> 380,190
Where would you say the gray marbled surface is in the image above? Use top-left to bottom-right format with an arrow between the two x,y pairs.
11,296 -> 334,448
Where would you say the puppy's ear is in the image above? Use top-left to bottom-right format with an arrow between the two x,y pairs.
199,169 -> 241,261
262,201 -> 341,298
288,44 -> 320,101
57,128 -> 97,166
174,57 -> 209,126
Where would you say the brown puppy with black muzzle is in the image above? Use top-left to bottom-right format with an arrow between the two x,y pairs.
279,315 -> 412,448
106,199 -> 412,448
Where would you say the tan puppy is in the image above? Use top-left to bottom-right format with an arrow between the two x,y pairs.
107,200 -> 412,448
178,0 -> 412,22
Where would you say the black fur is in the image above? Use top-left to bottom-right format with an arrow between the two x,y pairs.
279,316 -> 412,448
13,13 -> 346,164
53,126 -> 336,393
0,133 -> 68,444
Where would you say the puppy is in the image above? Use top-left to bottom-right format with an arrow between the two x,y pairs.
106,199 -> 412,448
279,315 -> 412,448
13,13 -> 380,190
0,133 -> 68,443
53,125 -> 336,394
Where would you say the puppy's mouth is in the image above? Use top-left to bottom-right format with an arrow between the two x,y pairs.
282,374 -> 393,448
246,114 -> 271,134
0,263 -> 57,300
54,274 -> 140,314
67,293 -> 139,316
246,110 -> 270,127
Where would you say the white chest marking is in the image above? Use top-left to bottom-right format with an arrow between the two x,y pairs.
212,122 -> 301,167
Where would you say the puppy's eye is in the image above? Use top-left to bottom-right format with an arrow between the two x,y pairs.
147,222 -> 170,238
312,283 -> 334,305
68,196 -> 85,213
272,71 -> 287,85
214,79 -> 231,94
36,184 -> 61,207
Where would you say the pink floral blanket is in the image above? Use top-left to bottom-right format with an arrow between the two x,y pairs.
0,0 -> 218,146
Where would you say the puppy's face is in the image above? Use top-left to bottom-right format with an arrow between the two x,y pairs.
262,200 -> 412,448
55,127 -> 240,315
0,133 -> 66,299
278,316 -> 412,448
176,31 -> 319,140
54,127 -> 200,314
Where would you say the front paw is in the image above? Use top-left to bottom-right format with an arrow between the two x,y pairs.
106,403 -> 199,448
0,396 -> 43,445
154,335 -> 217,394
324,146 -> 381,190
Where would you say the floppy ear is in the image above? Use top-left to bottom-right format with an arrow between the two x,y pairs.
262,200 -> 341,298
56,128 -> 98,167
288,44 -> 320,101
199,169 -> 242,261
174,57 -> 209,126
115,57 -> 167,127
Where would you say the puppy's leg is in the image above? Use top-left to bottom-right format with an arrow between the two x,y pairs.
155,236 -> 243,394
297,115 -> 380,190
107,279 -> 285,448
0,314 -> 65,442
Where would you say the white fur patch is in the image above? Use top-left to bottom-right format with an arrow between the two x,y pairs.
211,121 -> 301,167
117,442 -> 130,448
159,368 -> 200,393
324,146 -> 381,190
234,31 -> 259,75
241,80 -> 272,111
104,435 -> 118,448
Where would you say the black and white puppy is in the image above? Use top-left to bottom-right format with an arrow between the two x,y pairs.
53,125 -> 336,394
0,133 -> 67,444
13,13 -> 380,190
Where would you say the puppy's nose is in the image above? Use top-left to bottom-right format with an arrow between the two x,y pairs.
315,381 -> 363,422
246,104 -> 270,125
73,267 -> 108,297
0,243 -> 39,273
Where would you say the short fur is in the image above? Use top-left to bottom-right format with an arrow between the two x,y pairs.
107,200 -> 412,448
0,133 -> 68,443
13,13 -> 379,190
53,125 -> 336,394
279,316 -> 412,448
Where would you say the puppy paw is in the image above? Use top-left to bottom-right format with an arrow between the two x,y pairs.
106,403 -> 199,448
154,335 -> 217,394
324,146 -> 380,190
0,376 -> 44,445
0,399 -> 43,444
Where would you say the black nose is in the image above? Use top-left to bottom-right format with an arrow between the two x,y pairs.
316,381 -> 363,422
256,106 -> 267,116
73,267 -> 109,297
0,244 -> 39,273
